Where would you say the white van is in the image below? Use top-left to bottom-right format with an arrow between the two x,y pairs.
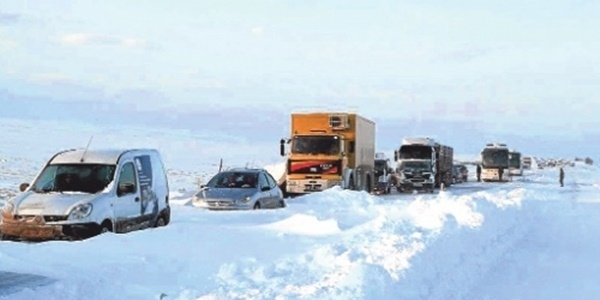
0,148 -> 171,240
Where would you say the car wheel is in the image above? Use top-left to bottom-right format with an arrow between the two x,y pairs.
253,202 -> 261,210
155,216 -> 167,227
279,200 -> 286,208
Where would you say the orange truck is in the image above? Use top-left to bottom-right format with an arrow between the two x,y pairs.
278,112 -> 375,196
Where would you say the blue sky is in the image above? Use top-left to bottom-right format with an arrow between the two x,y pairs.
1,1 -> 599,156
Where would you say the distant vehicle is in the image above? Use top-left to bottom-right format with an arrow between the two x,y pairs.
522,156 -> 532,170
0,148 -> 171,241
455,164 -> 468,182
480,143 -> 510,182
394,137 -> 453,193
373,153 -> 394,194
508,150 -> 523,176
192,168 -> 285,210
452,165 -> 464,184
279,112 -> 376,195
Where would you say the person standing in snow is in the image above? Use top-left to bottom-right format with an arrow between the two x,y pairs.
498,167 -> 504,181
476,164 -> 482,182
559,167 -> 565,187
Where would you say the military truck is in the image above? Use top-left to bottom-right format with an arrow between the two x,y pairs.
393,137 -> 453,193
279,112 -> 375,196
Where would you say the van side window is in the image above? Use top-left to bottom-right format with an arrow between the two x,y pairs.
117,163 -> 137,197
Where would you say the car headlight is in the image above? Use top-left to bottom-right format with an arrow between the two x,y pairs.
241,195 -> 251,203
68,203 -> 93,220
1,202 -> 15,216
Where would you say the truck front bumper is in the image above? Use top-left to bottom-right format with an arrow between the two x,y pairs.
286,179 -> 342,194
397,181 -> 434,192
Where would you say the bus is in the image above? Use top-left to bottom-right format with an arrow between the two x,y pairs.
509,150 -> 523,176
480,143 -> 510,182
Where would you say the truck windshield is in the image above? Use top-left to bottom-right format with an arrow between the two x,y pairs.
482,149 -> 509,168
399,145 -> 432,159
31,164 -> 117,194
509,153 -> 521,168
292,135 -> 341,155
401,161 -> 431,171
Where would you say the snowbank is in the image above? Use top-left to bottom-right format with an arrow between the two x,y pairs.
1,157 -> 600,299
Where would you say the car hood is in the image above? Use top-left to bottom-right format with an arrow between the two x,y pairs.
196,188 -> 256,201
13,192 -> 99,216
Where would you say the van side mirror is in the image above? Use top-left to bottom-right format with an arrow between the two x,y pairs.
117,183 -> 135,196
279,139 -> 286,156
261,186 -> 270,191
19,183 -> 30,192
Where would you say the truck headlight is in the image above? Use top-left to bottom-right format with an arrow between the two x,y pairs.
68,203 -> 93,220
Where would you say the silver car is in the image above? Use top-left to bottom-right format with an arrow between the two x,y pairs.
192,168 -> 285,210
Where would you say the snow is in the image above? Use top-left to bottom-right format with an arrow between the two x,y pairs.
2,118 -> 600,299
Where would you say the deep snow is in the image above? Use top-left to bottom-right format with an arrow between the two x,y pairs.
1,118 -> 600,300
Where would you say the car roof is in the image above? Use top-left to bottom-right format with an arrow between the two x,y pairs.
222,168 -> 263,173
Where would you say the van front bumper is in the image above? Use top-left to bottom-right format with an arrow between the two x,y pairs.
0,214 -> 101,240
0,215 -> 65,239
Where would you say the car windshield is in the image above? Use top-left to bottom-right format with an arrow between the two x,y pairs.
207,172 -> 258,189
292,135 -> 341,155
482,149 -> 509,168
31,164 -> 116,194
401,161 -> 431,171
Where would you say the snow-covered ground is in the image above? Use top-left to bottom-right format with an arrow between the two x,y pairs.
1,118 -> 600,300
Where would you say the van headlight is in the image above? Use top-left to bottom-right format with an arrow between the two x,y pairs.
241,195 -> 251,203
68,203 -> 93,220
1,202 -> 15,216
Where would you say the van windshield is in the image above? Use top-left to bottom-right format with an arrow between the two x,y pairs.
31,164 -> 117,194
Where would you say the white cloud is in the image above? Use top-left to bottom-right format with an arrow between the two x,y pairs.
60,33 -> 145,48
28,72 -> 70,84
251,26 -> 264,36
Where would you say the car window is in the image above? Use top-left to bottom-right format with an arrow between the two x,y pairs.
118,163 -> 137,196
265,172 -> 277,188
258,173 -> 269,189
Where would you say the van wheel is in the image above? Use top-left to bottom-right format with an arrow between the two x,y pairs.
253,202 -> 261,210
279,200 -> 286,208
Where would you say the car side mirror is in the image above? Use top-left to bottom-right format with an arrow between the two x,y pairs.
19,183 -> 30,192
261,186 -> 270,191
117,183 -> 135,196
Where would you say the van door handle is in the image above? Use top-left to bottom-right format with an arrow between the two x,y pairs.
135,197 -> 140,202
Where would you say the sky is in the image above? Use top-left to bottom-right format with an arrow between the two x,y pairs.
1,0 -> 599,156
